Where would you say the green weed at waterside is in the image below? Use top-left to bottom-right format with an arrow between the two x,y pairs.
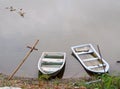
86,73 -> 120,89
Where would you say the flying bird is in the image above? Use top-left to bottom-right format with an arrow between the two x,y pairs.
5,6 -> 16,11
5,6 -> 26,17
10,6 -> 16,11
18,9 -> 25,17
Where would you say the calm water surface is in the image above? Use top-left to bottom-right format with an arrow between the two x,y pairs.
0,0 -> 120,78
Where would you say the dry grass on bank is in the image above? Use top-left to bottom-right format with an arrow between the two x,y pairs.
1,73 -> 120,89
0,73 -> 89,89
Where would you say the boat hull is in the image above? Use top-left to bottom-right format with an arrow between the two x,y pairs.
71,44 -> 109,74
38,52 -> 66,77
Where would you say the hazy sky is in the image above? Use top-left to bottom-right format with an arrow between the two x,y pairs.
0,0 -> 120,78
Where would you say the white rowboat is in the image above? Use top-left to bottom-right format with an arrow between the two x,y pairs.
71,44 -> 109,73
38,52 -> 66,76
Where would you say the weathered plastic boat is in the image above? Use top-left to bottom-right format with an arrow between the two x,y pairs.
71,44 -> 109,73
38,52 -> 66,76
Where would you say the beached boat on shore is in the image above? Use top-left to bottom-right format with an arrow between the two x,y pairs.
71,44 -> 109,73
38,52 -> 66,76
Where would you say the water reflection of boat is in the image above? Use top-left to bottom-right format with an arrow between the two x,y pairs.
38,52 -> 66,77
71,44 -> 109,74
